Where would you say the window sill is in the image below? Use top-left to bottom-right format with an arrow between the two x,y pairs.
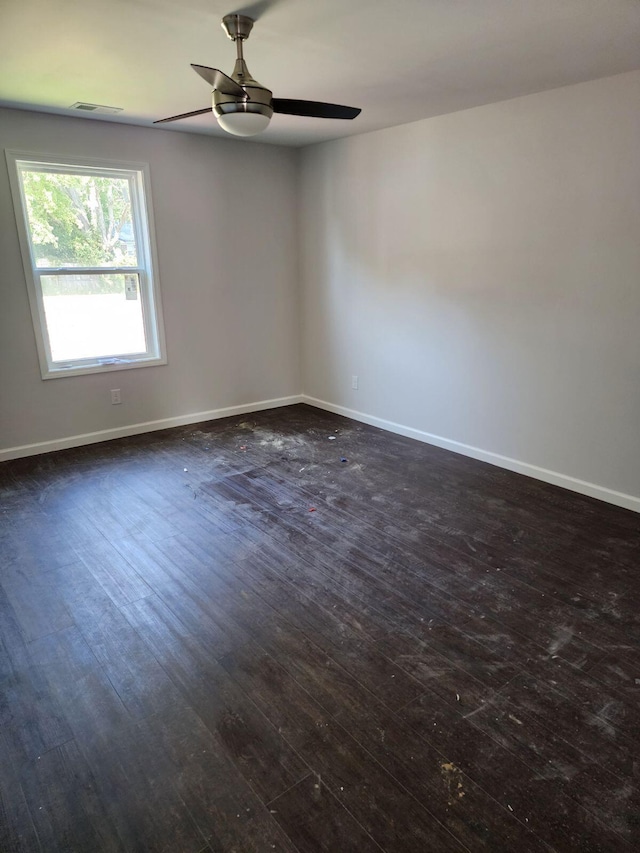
42,355 -> 167,380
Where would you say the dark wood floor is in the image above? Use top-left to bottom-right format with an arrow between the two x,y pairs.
1,404 -> 638,852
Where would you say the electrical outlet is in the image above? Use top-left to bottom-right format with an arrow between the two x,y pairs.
351,375 -> 359,390
111,389 -> 121,405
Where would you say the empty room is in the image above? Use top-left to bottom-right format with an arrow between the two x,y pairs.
1,1 -> 639,851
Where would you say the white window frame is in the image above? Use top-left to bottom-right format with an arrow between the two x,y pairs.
6,151 -> 167,379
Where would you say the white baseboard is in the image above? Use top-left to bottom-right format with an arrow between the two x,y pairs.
302,395 -> 640,514
4,391 -> 638,514
0,395 -> 303,462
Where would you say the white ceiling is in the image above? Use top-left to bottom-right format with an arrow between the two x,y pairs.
1,0 -> 639,147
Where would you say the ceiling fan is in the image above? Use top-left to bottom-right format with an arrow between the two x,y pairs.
154,13 -> 361,137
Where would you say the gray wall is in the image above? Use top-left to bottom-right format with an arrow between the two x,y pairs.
299,71 -> 640,502
3,72 -> 639,507
0,108 -> 300,451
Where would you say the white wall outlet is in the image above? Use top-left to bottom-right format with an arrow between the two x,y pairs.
351,375 -> 359,390
111,389 -> 121,405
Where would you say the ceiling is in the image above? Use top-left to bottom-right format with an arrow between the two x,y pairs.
1,0 -> 639,147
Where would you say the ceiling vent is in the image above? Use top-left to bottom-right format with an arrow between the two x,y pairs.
69,102 -> 123,115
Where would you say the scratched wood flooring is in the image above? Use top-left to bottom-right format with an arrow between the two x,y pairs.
1,404 -> 638,852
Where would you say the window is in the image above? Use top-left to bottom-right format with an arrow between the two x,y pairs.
7,152 -> 166,378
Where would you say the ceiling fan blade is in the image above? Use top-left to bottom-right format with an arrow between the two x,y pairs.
271,99 -> 361,120
154,107 -> 213,124
191,65 -> 246,98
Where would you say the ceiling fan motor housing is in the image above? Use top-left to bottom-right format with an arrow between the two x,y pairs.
212,59 -> 274,121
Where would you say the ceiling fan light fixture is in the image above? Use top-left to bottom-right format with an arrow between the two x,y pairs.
214,96 -> 273,137
216,109 -> 271,137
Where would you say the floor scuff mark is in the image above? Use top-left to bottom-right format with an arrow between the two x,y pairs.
547,625 -> 573,655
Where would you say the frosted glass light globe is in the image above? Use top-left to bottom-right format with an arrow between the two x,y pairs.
217,112 -> 271,137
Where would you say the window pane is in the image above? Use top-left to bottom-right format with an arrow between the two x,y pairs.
21,169 -> 138,268
41,274 -> 147,362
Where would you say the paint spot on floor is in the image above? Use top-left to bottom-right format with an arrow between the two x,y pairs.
440,762 -> 465,804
